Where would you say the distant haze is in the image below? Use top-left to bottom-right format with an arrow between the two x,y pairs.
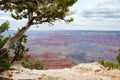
20,30 -> 120,62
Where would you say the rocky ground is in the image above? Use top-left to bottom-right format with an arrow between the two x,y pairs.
0,62 -> 120,80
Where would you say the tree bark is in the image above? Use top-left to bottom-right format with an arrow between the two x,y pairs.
2,17 -> 34,49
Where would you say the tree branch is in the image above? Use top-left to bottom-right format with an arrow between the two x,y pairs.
0,0 -> 37,5
2,17 -> 35,49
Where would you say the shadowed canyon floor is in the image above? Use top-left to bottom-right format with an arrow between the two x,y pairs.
0,62 -> 120,80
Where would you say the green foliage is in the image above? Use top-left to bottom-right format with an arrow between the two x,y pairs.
67,18 -> 74,23
99,59 -> 120,70
0,22 -> 29,72
21,59 -> 32,69
116,49 -> 120,63
0,22 -> 11,72
22,59 -> 43,70
0,0 -> 77,23
11,30 -> 29,63
0,52 -> 11,72
0,21 -> 10,48
0,37 -> 10,49
0,0 -> 77,72
99,49 -> 120,70
0,21 -> 9,34
116,53 -> 120,63
104,61 -> 120,70
98,59 -> 105,65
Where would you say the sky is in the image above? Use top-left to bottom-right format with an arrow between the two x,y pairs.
0,0 -> 120,31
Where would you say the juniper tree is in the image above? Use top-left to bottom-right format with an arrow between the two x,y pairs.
0,22 -> 29,72
0,0 -> 77,72
0,0 -> 77,51
0,21 -> 11,72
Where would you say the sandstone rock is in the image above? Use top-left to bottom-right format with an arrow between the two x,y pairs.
2,62 -> 119,80
41,74 -> 67,80
10,64 -> 24,70
71,62 -> 103,72
0,70 -> 12,79
96,69 -> 120,80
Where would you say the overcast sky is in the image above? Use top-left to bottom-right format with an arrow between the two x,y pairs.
0,0 -> 120,31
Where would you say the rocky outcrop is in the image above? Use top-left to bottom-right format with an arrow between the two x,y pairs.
0,62 -> 120,80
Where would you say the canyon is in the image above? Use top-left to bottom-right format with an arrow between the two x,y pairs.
5,30 -> 120,69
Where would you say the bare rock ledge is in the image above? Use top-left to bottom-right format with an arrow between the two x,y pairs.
0,62 -> 120,80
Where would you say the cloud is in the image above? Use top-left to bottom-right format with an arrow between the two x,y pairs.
82,8 -> 120,19
1,0 -> 120,31
81,1 -> 120,19
75,0 -> 120,30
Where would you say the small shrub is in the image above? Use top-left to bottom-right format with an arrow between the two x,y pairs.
104,61 -> 114,70
21,59 -> 32,69
33,60 -> 43,70
98,59 -> 105,65
99,60 -> 120,70
0,52 -> 11,72
22,59 -> 43,70
116,53 -> 120,64
99,49 -> 120,70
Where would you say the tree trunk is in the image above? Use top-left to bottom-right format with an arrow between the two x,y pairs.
2,17 -> 34,49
